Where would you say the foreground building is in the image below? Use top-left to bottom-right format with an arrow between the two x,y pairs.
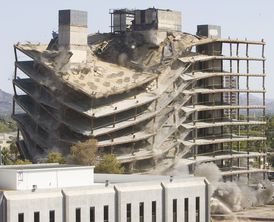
0,164 -> 210,222
12,8 -> 267,180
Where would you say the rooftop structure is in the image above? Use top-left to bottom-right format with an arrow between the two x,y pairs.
0,164 -> 94,190
0,164 -> 210,222
12,9 -> 267,180
110,8 -> 181,33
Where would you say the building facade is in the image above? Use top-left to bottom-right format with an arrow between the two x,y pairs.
0,164 -> 209,222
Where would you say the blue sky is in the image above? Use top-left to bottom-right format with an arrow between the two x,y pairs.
0,0 -> 273,99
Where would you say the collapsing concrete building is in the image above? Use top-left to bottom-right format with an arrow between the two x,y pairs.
12,8 -> 267,180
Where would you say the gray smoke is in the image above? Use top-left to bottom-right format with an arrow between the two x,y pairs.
194,163 -> 274,214
194,162 -> 222,183
118,53 -> 128,66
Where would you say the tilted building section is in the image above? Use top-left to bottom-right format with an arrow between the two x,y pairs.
12,9 -> 267,180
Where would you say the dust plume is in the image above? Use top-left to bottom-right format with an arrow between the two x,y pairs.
194,163 -> 274,214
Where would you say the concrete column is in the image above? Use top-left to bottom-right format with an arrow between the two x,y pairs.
0,146 -> 2,165
58,10 -> 88,63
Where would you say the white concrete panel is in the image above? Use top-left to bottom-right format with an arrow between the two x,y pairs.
162,179 -> 207,222
64,186 -> 115,222
59,26 -> 88,46
157,10 -> 182,32
0,170 -> 17,190
17,171 -> 58,190
115,183 -> 163,222
5,190 -> 63,222
0,165 -> 94,190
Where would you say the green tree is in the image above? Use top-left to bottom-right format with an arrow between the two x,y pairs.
69,139 -> 98,165
9,141 -> 19,156
95,154 -> 124,174
46,152 -> 66,164
0,119 -> 17,133
0,147 -> 13,165
266,115 -> 274,150
268,154 -> 274,168
13,159 -> 32,165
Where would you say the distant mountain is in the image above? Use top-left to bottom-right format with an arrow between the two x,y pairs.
267,99 -> 274,115
239,94 -> 274,115
0,89 -> 13,118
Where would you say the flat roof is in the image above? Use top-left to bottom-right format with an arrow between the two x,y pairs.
94,173 -> 195,184
0,163 -> 94,171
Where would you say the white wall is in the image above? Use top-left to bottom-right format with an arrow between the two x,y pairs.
0,170 -> 17,190
57,168 -> 94,188
1,175 -> 208,222
163,179 -> 207,222
157,10 -> 182,32
64,185 -> 115,222
15,167 -> 94,190
116,183 -> 163,222
0,192 -> 4,222
17,171 -> 58,190
5,190 -> 63,222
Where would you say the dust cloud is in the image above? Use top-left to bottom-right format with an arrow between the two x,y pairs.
194,163 -> 274,214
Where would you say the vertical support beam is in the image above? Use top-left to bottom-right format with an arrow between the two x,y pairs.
237,157 -> 240,172
154,99 -> 158,112
12,98 -> 16,115
246,43 -> 250,161
263,155 -> 266,180
134,106 -> 137,120
91,114 -> 94,133
13,46 -> 19,116
0,145 -> 2,165
90,98 -> 95,134
262,39 -> 265,58
194,111 -> 198,147
220,43 -> 224,154
236,49 -> 240,153
119,12 -> 122,33
192,67 -> 195,108
14,45 -> 18,62
262,41 -> 267,173
131,142 -> 135,155
194,145 -> 197,160
229,42 -> 234,118
110,11 -> 113,33
113,113 -> 116,127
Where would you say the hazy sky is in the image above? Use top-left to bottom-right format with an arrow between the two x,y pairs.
0,0 -> 273,99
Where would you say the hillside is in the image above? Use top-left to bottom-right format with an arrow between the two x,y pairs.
267,100 -> 274,114
239,94 -> 274,115
0,89 -> 12,118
